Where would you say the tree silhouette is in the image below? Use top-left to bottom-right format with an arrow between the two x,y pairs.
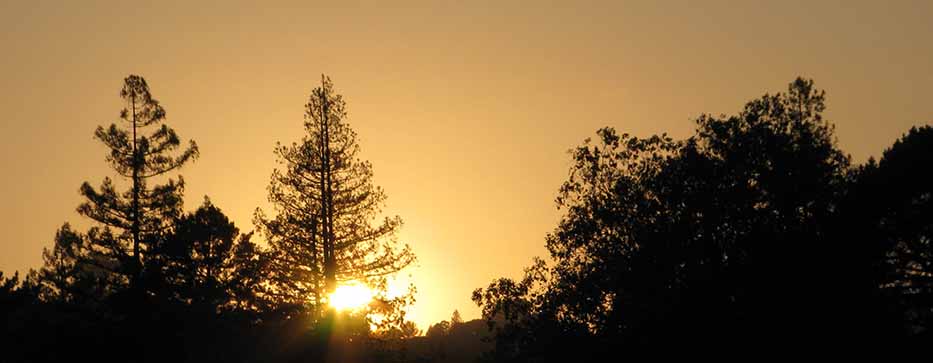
426,320 -> 451,338
0,271 -> 40,311
376,319 -> 421,340
255,75 -> 414,319
474,77 -> 863,357
854,126 -> 933,338
450,309 -> 463,326
7,73 -> 933,361
685,77 -> 851,342
155,198 -> 268,315
76,75 -> 198,293
36,223 -> 111,305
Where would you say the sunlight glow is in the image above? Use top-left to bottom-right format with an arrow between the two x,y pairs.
328,283 -> 373,311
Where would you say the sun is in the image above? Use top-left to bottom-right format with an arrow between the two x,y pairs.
328,283 -> 374,311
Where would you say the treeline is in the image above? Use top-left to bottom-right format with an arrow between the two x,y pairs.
472,78 -> 933,359
1,75 -> 415,363
2,75 -> 931,362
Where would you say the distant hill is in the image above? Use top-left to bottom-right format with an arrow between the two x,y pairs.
398,319 -> 492,363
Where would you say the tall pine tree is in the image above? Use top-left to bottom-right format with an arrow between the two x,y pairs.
256,75 -> 414,318
77,75 -> 198,292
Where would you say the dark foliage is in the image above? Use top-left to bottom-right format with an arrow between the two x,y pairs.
0,74 -> 420,363
254,75 -> 416,326
1,76 -> 931,362
474,78 -> 933,359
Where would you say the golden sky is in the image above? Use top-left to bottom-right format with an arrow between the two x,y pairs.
1,0 -> 931,330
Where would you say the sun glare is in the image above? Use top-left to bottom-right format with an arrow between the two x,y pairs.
328,283 -> 373,311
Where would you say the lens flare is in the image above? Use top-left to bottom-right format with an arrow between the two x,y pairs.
328,283 -> 373,311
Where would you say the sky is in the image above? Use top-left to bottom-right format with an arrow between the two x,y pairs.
1,0 -> 931,331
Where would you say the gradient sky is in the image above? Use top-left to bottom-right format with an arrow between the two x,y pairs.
1,0 -> 931,331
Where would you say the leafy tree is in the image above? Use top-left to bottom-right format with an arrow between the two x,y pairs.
157,198 -> 268,315
37,224 -> 112,305
255,75 -> 414,319
450,309 -> 463,326
0,270 -> 40,310
685,77 -> 851,339
854,126 -> 933,337
426,320 -> 450,338
399,320 -> 421,338
474,77 -> 856,356
226,230 -> 272,316
77,75 -> 198,291
375,320 -> 421,340
0,270 -> 44,353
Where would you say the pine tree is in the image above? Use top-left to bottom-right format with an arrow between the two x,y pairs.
256,75 -> 414,317
450,309 -> 463,326
158,198 -> 268,315
37,223 -> 111,304
77,75 -> 198,291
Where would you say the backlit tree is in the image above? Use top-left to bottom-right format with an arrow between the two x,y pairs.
256,75 -> 414,319
77,75 -> 198,291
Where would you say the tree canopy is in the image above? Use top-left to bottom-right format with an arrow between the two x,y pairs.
474,78 -> 933,359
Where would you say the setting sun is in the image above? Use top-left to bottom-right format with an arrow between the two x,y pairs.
2,2 -> 933,361
328,284 -> 374,311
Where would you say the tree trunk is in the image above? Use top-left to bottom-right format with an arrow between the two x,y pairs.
320,76 -> 337,294
131,96 -> 142,285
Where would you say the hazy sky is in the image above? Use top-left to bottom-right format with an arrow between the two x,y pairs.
1,0 -> 931,330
